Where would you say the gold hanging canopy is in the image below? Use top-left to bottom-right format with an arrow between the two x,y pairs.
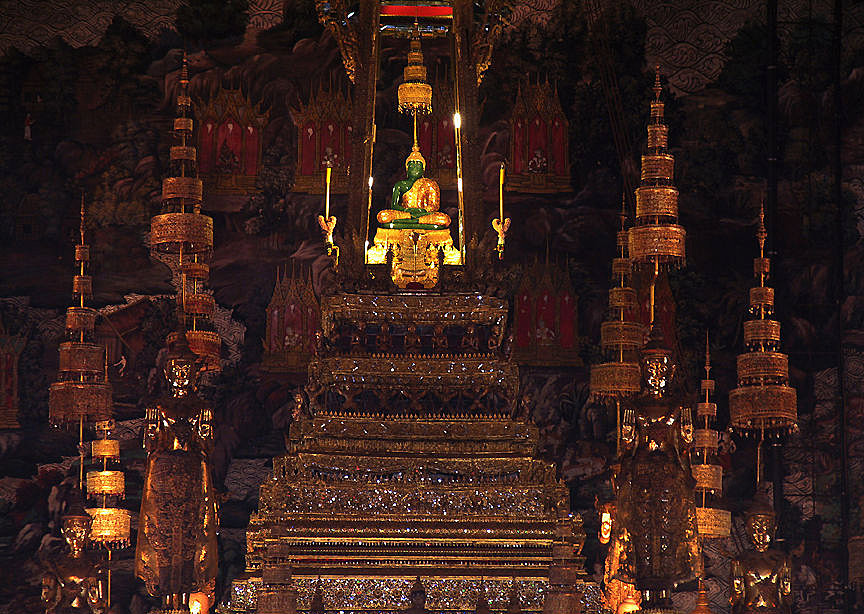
589,362 -> 641,397
86,470 -> 126,497
695,506 -> 732,539
171,329 -> 221,373
86,507 -> 131,547
628,69 -> 686,268
729,206 -> 797,432
397,26 -> 432,115
49,382 -> 112,426
150,212 -> 213,254
92,438 -> 120,459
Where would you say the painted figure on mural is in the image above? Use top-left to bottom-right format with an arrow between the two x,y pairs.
377,145 -> 450,230
135,332 -> 218,606
613,330 -> 702,606
730,489 -> 792,614
41,491 -> 108,614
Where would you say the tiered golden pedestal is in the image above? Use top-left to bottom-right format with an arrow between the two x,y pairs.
229,294 -> 601,613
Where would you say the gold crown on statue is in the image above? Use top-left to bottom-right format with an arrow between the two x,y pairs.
405,145 -> 426,169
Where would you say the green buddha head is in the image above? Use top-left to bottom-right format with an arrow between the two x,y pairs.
405,146 -> 426,181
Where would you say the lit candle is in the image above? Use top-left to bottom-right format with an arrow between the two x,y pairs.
499,163 -> 505,221
324,164 -> 332,219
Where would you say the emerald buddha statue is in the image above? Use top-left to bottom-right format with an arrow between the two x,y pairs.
377,145 -> 450,230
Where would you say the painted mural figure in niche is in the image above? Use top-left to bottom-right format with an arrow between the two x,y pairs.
41,491 -> 108,614
613,329 -> 702,606
377,146 -> 450,230
527,148 -> 548,174
135,332 -> 218,606
730,490 -> 792,614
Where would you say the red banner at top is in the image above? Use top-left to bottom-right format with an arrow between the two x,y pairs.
380,5 -> 453,17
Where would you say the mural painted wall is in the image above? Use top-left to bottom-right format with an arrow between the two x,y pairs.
1,1 -> 863,613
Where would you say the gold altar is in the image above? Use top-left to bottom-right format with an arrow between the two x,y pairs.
228,293 -> 600,613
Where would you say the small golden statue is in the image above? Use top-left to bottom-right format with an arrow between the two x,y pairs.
595,498 -> 641,613
613,331 -> 702,606
377,146 -> 450,230
405,577 -> 429,614
41,491 -> 108,614
730,490 -> 792,614
135,332 -> 218,606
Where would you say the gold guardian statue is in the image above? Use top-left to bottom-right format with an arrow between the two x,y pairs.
613,330 -> 702,607
41,491 -> 108,614
730,490 -> 792,614
135,332 -> 218,611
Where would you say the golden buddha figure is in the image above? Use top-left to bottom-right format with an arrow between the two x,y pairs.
135,332 -> 218,607
613,330 -> 702,607
405,577 -> 430,614
377,145 -> 450,230
730,491 -> 792,614
41,492 -> 108,614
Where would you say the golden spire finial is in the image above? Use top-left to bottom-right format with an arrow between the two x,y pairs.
691,579 -> 713,614
757,200 -> 767,260
79,193 -> 86,246
653,65 -> 662,101
704,329 -> 711,379
180,50 -> 189,87
176,50 -> 191,115
398,21 -> 432,115
405,144 -> 426,170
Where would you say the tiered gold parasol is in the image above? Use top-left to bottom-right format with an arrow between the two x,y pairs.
150,53 -> 220,372
693,334 -> 731,539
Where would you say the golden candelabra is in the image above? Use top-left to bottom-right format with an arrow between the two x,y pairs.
492,163 -> 511,259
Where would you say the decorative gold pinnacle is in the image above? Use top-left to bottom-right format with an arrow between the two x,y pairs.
150,52 -> 220,372
397,24 -> 432,116
590,197 -> 645,398
49,195 -> 112,427
628,67 -> 686,268
691,580 -> 713,614
693,331 -> 731,539
729,203 -> 797,432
